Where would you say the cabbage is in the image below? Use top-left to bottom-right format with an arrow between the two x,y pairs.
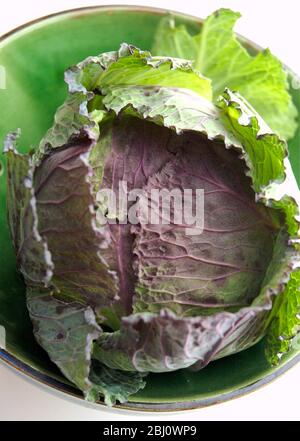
4,39 -> 300,406
152,8 -> 298,140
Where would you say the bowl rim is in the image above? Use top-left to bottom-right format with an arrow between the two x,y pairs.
0,3 -> 299,413
1,347 -> 300,412
0,4 -> 204,43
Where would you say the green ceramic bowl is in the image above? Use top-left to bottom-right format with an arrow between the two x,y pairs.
0,5 -> 299,412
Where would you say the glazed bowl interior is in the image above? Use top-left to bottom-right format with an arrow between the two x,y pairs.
0,5 -> 299,411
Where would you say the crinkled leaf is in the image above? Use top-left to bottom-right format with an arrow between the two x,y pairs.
219,89 -> 299,233
36,93 -> 104,161
152,9 -> 298,139
36,43 -> 212,161
265,270 -> 300,365
218,89 -> 300,362
219,89 -> 287,189
90,116 -> 180,316
67,43 -> 212,99
5,128 -> 147,403
33,142 -> 118,313
93,308 -> 256,372
4,132 -> 54,285
27,288 -> 101,392
99,53 -> 211,99
86,361 -> 147,406
92,230 -> 299,372
257,160 -> 300,237
133,134 -> 276,317
199,223 -> 300,361
4,137 -> 101,393
97,86 -> 300,369
102,85 -> 239,146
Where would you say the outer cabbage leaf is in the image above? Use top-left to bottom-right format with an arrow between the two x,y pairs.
87,361 -> 146,406
37,42 -> 234,164
219,89 -> 288,191
257,160 -> 300,237
152,17 -> 198,60
152,9 -> 298,139
33,141 -> 118,311
36,93 -> 104,161
37,43 -> 212,161
92,230 -> 300,372
93,308 -> 255,372
265,270 -> 300,364
66,43 -> 212,99
216,230 -> 300,361
27,287 -> 101,392
4,135 -> 100,393
4,132 -> 54,285
101,85 -> 238,146
4,133 -> 145,404
218,89 -> 300,362
219,89 -> 300,232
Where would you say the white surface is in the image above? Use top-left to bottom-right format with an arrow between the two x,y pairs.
0,0 -> 300,421
1,358 -> 300,421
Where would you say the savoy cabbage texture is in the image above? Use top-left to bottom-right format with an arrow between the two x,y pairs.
152,8 -> 298,140
4,40 -> 300,406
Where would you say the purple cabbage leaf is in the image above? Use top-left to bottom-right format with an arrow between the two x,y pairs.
5,43 -> 300,405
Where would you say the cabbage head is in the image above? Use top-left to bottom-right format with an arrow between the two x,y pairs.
5,43 -> 300,406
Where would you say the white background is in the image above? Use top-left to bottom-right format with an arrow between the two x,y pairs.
0,0 -> 299,421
